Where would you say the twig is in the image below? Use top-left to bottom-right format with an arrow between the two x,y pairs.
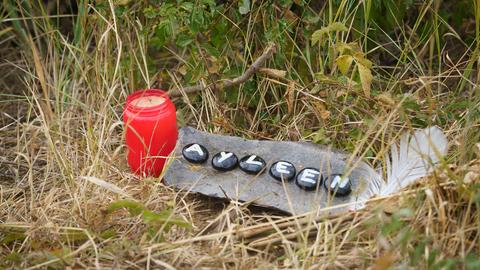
168,43 -> 277,97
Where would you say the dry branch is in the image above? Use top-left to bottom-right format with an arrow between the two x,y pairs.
168,43 -> 277,97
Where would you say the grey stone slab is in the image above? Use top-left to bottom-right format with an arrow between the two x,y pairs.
164,127 -> 380,215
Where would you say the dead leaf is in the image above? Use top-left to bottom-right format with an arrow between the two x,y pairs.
313,101 -> 330,120
284,9 -> 299,23
336,42 -> 360,55
207,56 -> 219,74
353,51 -> 373,68
178,65 -> 187,76
336,55 -> 354,75
286,81 -> 295,114
464,171 -> 479,184
474,143 -> 480,158
336,90 -> 346,98
318,90 -> 328,98
188,165 -> 204,172
320,110 -> 330,120
207,62 -> 219,74
357,62 -> 372,98
115,0 -> 132,5
380,197 -> 403,215
373,252 -> 395,270
376,93 -> 396,107
311,22 -> 348,45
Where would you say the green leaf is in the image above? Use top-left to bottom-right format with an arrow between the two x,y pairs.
99,229 -> 116,239
143,6 -> 158,19
314,73 -> 337,83
176,33 -> 194,48
4,252 -> 22,265
278,0 -> 293,7
311,22 -> 348,45
401,97 -> 421,111
152,21 -> 171,48
159,3 -> 177,16
114,0 -> 132,5
107,200 -> 145,216
239,0 -> 251,15
107,200 -> 192,233
1,232 -> 26,245
410,240 -> 427,266
336,55 -> 354,75
357,62 -> 372,97
180,2 -> 194,12
465,253 -> 480,270
190,7 -> 205,33
142,209 -> 168,223
202,43 -> 221,58
143,209 -> 192,229
202,0 -> 217,13
310,129 -> 331,144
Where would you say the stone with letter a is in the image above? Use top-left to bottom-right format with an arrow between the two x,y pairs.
182,143 -> 209,163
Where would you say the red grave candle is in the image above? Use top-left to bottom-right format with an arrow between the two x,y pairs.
123,89 -> 178,177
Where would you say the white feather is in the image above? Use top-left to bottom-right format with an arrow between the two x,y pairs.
380,126 -> 448,195
80,176 -> 130,197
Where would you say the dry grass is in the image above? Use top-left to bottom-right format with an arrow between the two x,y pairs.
1,0 -> 480,269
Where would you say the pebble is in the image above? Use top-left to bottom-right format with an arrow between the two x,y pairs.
296,168 -> 322,191
324,175 -> 352,196
239,155 -> 266,175
269,161 -> 296,181
182,143 -> 209,163
212,151 -> 238,171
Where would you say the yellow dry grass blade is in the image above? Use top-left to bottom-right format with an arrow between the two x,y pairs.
27,35 -> 53,120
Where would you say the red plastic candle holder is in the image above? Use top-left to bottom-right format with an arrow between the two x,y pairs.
123,89 -> 178,177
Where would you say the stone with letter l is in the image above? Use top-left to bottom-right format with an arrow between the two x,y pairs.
239,155 -> 266,174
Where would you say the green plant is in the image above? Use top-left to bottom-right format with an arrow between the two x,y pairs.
107,200 -> 191,241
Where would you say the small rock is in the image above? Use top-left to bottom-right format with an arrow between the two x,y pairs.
182,143 -> 209,163
212,151 -> 238,171
269,161 -> 296,181
239,155 -> 266,175
296,168 -> 322,191
324,175 -> 352,197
